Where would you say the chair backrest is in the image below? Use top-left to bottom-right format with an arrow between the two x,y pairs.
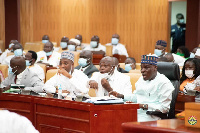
136,63 -> 141,70
0,64 -> 8,79
106,45 -> 113,56
124,73 -> 142,92
37,63 -> 47,81
0,40 -> 4,52
119,63 -> 125,70
45,69 -> 58,82
157,62 -> 180,118
24,42 -> 43,52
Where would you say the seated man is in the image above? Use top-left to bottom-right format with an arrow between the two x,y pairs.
89,56 -> 132,97
43,51 -> 89,97
110,55 -> 175,122
36,41 -> 61,67
2,42 -> 24,66
164,53 -> 174,62
154,40 -> 185,66
113,57 -> 127,73
106,34 -> 129,57
0,40 -> 18,64
42,35 -> 50,44
124,57 -> 136,72
59,36 -> 69,52
67,39 -> 80,51
84,35 -> 106,53
1,56 -> 44,93
25,50 -> 45,82
75,50 -> 99,78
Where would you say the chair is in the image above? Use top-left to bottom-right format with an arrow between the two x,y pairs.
24,42 -> 43,52
146,62 -> 180,119
88,88 -> 96,97
105,45 -> 113,56
124,73 -> 142,92
45,69 -> 58,82
0,40 -> 4,52
0,64 -> 8,79
136,63 -> 141,70
119,63 -> 125,70
94,65 -> 100,70
37,63 -> 47,81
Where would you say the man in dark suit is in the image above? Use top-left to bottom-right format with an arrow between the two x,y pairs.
112,57 -> 128,73
75,50 -> 99,78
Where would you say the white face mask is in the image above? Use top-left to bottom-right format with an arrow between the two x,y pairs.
190,53 -> 195,58
68,45 -> 76,51
100,67 -> 114,79
111,38 -> 119,45
90,41 -> 98,48
154,49 -> 163,57
185,70 -> 194,79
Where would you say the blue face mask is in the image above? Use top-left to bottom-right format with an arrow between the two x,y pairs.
90,41 -> 98,48
14,49 -> 23,56
68,45 -> 76,51
26,60 -> 31,66
42,40 -> 49,44
190,53 -> 195,58
46,51 -> 53,56
179,19 -> 184,24
8,66 -> 17,74
125,64 -> 132,72
9,43 -> 14,49
78,58 -> 88,67
111,38 -> 119,45
154,49 -> 162,57
60,42 -> 67,48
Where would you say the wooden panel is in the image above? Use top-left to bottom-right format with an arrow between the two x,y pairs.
0,0 -> 5,51
20,0 -> 168,62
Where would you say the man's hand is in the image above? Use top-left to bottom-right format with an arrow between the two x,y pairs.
109,91 -> 124,99
89,80 -> 98,90
101,78 -> 112,92
194,86 -> 200,92
139,104 -> 148,110
58,68 -> 72,79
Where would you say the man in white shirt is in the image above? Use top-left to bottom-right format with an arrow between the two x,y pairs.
0,109 -> 39,133
106,34 -> 129,57
1,56 -> 44,93
2,42 -> 24,66
25,50 -> 45,82
154,40 -> 185,66
124,57 -> 136,72
89,56 -> 132,97
0,40 -> 18,64
84,35 -> 106,53
42,35 -> 50,44
110,55 -> 175,122
43,51 -> 89,97
36,41 -> 61,67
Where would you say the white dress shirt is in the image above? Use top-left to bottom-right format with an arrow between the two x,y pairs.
28,64 -> 45,82
124,72 -> 175,122
172,53 -> 185,66
90,70 -> 132,97
0,49 -> 11,64
0,110 -> 39,133
2,55 -> 15,66
106,43 -> 129,57
36,51 -> 61,67
83,43 -> 106,52
43,69 -> 89,97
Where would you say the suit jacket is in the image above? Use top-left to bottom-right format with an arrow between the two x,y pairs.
2,68 -> 44,93
75,63 -> 99,78
118,67 -> 128,73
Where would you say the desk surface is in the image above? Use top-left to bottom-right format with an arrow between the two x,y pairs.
122,119 -> 200,133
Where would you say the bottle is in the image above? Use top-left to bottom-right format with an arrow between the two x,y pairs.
58,84 -> 62,99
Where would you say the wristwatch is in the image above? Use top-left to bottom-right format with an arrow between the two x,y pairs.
142,104 -> 148,110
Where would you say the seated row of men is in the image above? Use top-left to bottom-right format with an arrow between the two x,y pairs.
0,51 -> 175,122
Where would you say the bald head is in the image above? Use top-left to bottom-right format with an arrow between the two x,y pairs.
112,34 -> 120,39
13,43 -> 23,51
99,56 -> 115,74
61,36 -> 69,42
164,53 -> 174,62
75,34 -> 82,43
42,35 -> 49,40
10,56 -> 26,75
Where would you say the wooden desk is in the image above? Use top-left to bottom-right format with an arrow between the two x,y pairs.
122,119 -> 200,133
175,94 -> 195,114
0,93 -> 139,133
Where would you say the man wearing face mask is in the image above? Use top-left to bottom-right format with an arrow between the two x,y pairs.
59,36 -> 69,52
84,35 -> 106,53
25,50 -> 45,82
112,57 -> 127,73
106,34 -> 129,57
43,51 -> 89,97
124,57 -> 136,72
67,39 -> 80,52
42,35 -> 50,44
1,56 -> 44,93
0,40 -> 18,64
189,47 -> 198,58
171,13 -> 186,53
75,50 -> 99,78
89,56 -> 132,97
109,55 -> 175,122
2,43 -> 24,66
36,41 -> 61,67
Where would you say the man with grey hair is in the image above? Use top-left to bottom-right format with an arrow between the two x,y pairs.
43,51 -> 89,97
89,56 -> 132,97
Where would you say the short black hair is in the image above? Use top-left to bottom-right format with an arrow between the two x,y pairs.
176,13 -> 184,18
127,57 -> 136,64
180,58 -> 200,84
28,50 -> 37,60
178,46 -> 190,58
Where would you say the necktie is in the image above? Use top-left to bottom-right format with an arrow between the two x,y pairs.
14,75 -> 17,84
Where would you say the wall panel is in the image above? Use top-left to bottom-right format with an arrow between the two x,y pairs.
0,0 -> 5,51
20,0 -> 168,62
